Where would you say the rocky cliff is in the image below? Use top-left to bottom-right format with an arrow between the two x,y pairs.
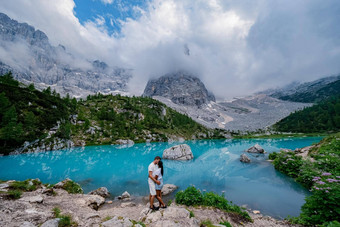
0,12 -> 130,97
259,74 -> 340,103
143,71 -> 215,107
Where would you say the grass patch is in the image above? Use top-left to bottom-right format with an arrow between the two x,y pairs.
219,221 -> 233,227
167,199 -> 172,206
186,208 -> 195,218
175,186 -> 251,222
7,190 -> 22,199
9,179 -> 41,191
62,180 -> 83,194
102,216 -> 112,222
200,220 -> 218,227
130,219 -> 146,227
52,207 -> 78,227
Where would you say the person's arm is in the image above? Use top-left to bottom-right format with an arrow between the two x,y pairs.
149,171 -> 160,185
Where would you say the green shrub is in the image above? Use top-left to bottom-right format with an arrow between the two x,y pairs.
53,207 -> 61,217
268,152 -> 278,160
131,220 -> 146,227
175,186 -> 203,206
175,186 -> 251,222
52,207 -> 77,227
273,134 -> 340,226
186,209 -> 195,218
58,215 -> 73,227
298,173 -> 340,226
323,221 -> 340,227
273,152 -> 303,178
10,180 -> 35,191
62,181 -> 83,194
7,190 -> 22,199
200,220 -> 217,227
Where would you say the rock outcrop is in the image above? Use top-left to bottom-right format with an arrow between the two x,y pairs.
88,187 -> 110,198
0,179 -> 300,227
143,71 -> 215,107
240,154 -> 251,163
161,184 -> 178,196
139,206 -> 200,227
245,144 -> 265,153
163,144 -> 194,160
102,216 -> 133,227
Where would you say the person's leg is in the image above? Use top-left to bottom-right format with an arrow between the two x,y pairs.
156,190 -> 161,207
148,179 -> 157,209
156,190 -> 165,207
150,195 -> 156,208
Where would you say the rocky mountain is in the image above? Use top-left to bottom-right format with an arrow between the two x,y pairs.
259,75 -> 340,103
143,71 -> 215,107
154,94 -> 311,132
0,12 -> 130,98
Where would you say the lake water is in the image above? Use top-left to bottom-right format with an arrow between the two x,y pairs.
0,137 -> 322,219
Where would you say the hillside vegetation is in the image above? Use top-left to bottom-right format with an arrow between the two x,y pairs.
278,78 -> 340,103
0,73 -> 226,155
269,133 -> 340,226
0,73 -> 76,154
274,96 -> 340,133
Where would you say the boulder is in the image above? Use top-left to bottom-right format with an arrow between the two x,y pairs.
19,195 -> 44,203
84,195 -> 105,210
163,144 -> 193,160
53,178 -> 72,189
0,183 -> 9,192
120,202 -> 136,208
40,218 -> 60,227
139,206 -> 200,227
121,191 -> 130,200
161,184 -> 178,196
240,154 -> 251,163
116,139 -> 134,146
21,222 -> 36,227
245,144 -> 265,153
88,187 -> 110,198
102,216 -> 132,227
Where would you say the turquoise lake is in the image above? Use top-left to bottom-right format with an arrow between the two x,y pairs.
0,137 -> 322,219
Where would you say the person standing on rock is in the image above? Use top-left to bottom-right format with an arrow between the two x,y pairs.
148,156 -> 161,210
154,160 -> 167,209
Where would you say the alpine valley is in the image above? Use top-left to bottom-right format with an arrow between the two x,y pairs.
0,7 -> 340,227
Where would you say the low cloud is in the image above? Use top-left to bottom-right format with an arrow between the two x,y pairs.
1,0 -> 340,99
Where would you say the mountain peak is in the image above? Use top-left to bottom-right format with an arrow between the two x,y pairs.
143,71 -> 215,107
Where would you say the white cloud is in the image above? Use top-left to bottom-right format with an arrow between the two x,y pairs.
100,0 -> 114,5
0,0 -> 340,98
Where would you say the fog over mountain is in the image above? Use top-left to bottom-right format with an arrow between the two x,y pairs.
1,0 -> 339,99
0,13 -> 130,98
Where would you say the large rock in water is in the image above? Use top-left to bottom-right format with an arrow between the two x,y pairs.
143,71 -> 215,107
245,144 -> 265,153
163,144 -> 193,160
240,154 -> 251,163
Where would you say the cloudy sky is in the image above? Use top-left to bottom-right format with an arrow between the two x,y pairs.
1,0 -> 340,99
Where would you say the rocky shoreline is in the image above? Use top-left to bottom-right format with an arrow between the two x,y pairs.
0,179 -> 300,227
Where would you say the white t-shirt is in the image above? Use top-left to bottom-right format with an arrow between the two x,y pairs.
153,167 -> 163,180
148,162 -> 157,178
